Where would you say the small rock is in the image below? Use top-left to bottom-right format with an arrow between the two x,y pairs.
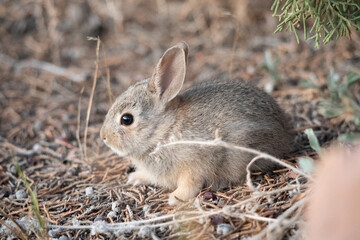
61,114 -> 71,122
265,82 -> 274,93
33,120 -> 43,132
94,215 -> 107,222
15,189 -> 27,199
211,215 -> 225,226
59,236 -> 69,240
203,191 -> 217,201
138,226 -> 151,238
37,182 -> 47,189
0,189 -> 10,198
107,211 -> 117,218
217,199 -> 227,207
32,143 -> 41,152
9,165 -> 17,175
216,223 -> 234,235
48,229 -> 61,237
112,201 -> 120,212
66,166 -> 79,176
56,136 -> 70,143
143,205 -> 150,217
72,219 -> 80,226
85,187 -> 94,196
0,220 -> 13,236
26,157 -> 36,164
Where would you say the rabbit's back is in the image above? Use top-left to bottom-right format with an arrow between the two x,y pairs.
174,78 -> 292,163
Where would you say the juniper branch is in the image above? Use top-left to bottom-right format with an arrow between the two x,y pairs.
272,0 -> 360,47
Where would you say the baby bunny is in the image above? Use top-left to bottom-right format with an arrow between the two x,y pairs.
100,41 -> 293,205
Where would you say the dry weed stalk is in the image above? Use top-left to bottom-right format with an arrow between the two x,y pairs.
76,87 -> 85,161
83,37 -> 101,163
151,131 -> 312,180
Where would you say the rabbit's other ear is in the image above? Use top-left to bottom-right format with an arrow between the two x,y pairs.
148,41 -> 189,103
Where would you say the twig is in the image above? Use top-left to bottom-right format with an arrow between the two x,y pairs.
251,197 -> 307,240
246,156 -> 265,191
106,68 -> 114,104
151,137 -> 313,180
83,37 -> 101,162
76,87 -> 85,161
8,56 -> 86,82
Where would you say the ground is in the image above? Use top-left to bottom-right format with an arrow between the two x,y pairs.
1,1 -> 360,239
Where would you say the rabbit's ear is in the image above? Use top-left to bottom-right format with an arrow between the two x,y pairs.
148,41 -> 189,103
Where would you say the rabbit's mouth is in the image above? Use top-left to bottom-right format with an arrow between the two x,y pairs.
104,141 -> 128,158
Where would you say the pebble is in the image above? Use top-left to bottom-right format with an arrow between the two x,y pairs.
85,187 -> 94,196
32,143 -> 41,152
15,189 -> 27,199
66,167 -> 79,176
48,229 -> 60,237
9,165 -> 17,175
138,226 -> 151,238
211,215 -> 225,226
216,223 -> 234,235
94,215 -> 107,222
112,201 -> 120,212
107,211 -> 117,218
33,120 -> 43,132
203,191 -> 217,201
0,189 -> 10,198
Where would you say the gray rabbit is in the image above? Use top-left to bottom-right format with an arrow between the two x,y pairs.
100,41 -> 293,205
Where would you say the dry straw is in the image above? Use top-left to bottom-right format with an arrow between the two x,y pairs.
83,37 -> 101,163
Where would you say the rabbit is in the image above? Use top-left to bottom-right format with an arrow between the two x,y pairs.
100,41 -> 293,205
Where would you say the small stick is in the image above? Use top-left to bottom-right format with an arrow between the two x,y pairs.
12,57 -> 86,82
42,205 -> 58,224
152,138 -> 313,180
83,37 -> 101,163
76,87 -> 84,161
106,68 -> 114,104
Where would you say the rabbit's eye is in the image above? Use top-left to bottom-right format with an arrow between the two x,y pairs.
120,113 -> 134,126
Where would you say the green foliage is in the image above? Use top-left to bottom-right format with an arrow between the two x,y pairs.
263,51 -> 280,83
271,0 -> 360,47
338,132 -> 360,142
319,70 -> 360,124
304,128 -> 322,155
262,51 -> 280,92
297,128 -> 321,173
298,157 -> 315,173
299,78 -> 321,90
13,160 -> 46,237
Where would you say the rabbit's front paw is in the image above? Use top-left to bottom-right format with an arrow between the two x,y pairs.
168,191 -> 185,206
127,171 -> 150,186
168,172 -> 203,205
168,185 -> 201,206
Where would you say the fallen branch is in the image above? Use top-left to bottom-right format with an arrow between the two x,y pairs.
0,54 -> 86,82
